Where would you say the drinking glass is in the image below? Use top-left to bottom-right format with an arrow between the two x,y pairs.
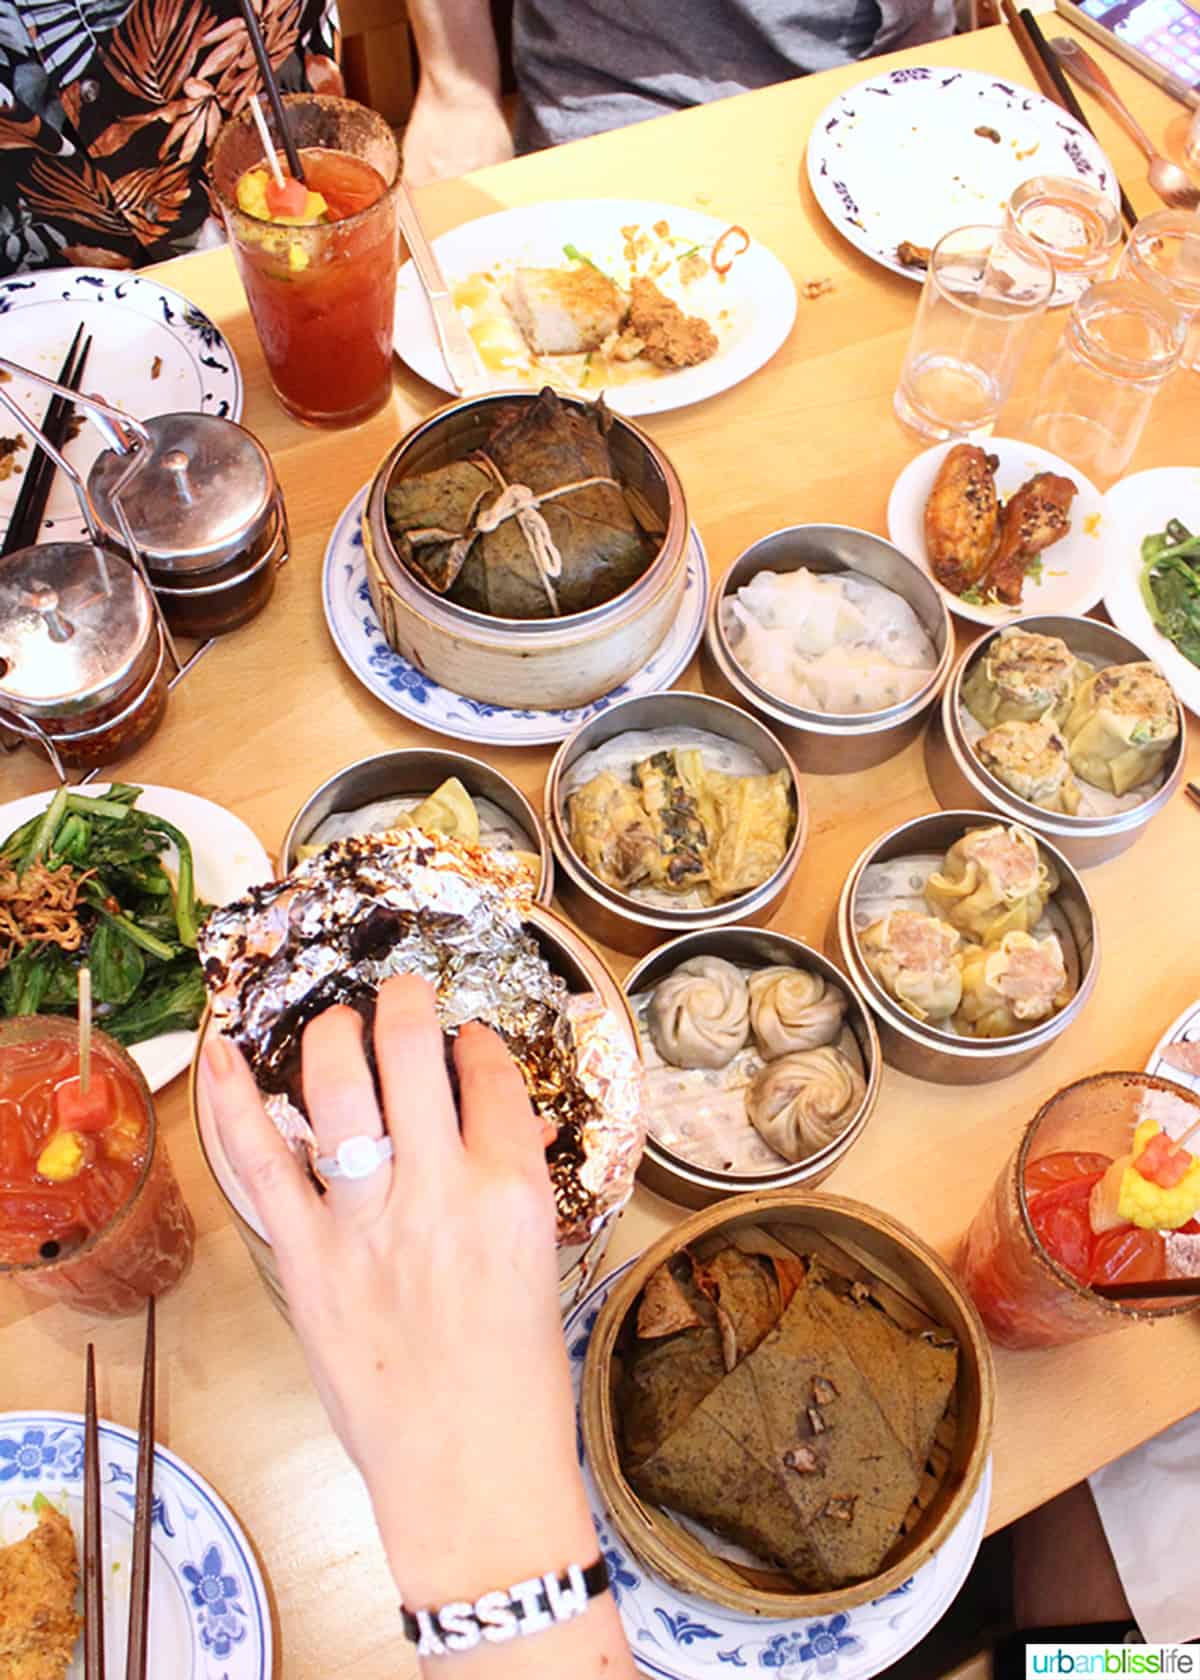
1006,175 -> 1122,305
1027,278 -> 1184,484
893,224 -> 1056,442
210,95 -> 401,427
1118,209 -> 1200,373
0,1017 -> 195,1316
957,1071 -> 1200,1350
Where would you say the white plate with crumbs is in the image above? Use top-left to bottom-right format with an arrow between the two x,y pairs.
392,198 -> 797,415
887,438 -> 1107,627
0,269 -> 242,550
806,67 -> 1118,283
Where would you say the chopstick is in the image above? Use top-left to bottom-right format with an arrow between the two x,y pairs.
1001,0 -> 1059,101
1,326 -> 91,556
1091,1276 -> 1200,1300
1186,782 -> 1200,812
1017,8 -> 1139,232
125,1298 -> 155,1680
84,1344 -> 106,1680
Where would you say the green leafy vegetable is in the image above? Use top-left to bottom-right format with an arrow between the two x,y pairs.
1140,518 -> 1200,670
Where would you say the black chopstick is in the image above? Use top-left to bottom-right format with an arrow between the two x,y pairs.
1186,782 -> 1200,812
84,1344 -> 106,1680
125,1298 -> 155,1680
2,325 -> 87,556
1020,9 -> 1138,231
237,0 -> 305,182
1091,1276 -> 1200,1300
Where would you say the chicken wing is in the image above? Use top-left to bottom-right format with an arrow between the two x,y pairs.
987,471 -> 1077,606
923,443 -> 1000,596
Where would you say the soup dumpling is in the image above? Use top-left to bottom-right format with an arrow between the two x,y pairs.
963,628 -> 1088,729
1063,662 -> 1179,797
746,1045 -> 865,1162
924,824 -> 1057,945
955,930 -> 1072,1038
747,965 -> 847,1057
859,910 -> 963,1023
648,955 -> 750,1069
976,716 -> 1082,816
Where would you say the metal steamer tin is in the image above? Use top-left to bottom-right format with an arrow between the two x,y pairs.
191,905 -> 642,1318
926,614 -> 1186,867
837,810 -> 1100,1084
545,691 -> 808,957
623,926 -> 881,1208
88,413 -> 287,640
278,747 -> 555,902
362,391 -> 689,710
704,524 -> 955,774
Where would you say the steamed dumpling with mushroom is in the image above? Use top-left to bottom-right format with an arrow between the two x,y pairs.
924,824 -> 1056,946
962,628 -> 1088,729
746,1046 -> 866,1162
955,930 -> 1072,1039
648,955 -> 750,1070
1062,662 -> 1179,797
859,910 -> 963,1024
975,716 -> 1082,816
747,965 -> 847,1058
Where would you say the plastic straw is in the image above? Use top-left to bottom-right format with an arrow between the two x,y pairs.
249,94 -> 285,188
237,0 -> 305,182
78,966 -> 92,1095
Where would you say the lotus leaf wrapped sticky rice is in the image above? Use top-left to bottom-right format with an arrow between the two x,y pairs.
963,628 -> 1089,729
976,717 -> 1082,816
955,930 -> 1071,1038
859,910 -> 963,1023
1062,661 -> 1179,797
924,824 -> 1056,945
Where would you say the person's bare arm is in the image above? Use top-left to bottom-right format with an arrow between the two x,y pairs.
403,0 -> 515,184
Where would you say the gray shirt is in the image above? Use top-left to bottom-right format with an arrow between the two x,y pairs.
513,0 -> 955,150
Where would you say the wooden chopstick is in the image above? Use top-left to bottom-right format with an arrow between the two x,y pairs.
125,1298 -> 156,1680
1091,1276 -> 1200,1301
1,325 -> 88,556
1186,781 -> 1200,812
84,1343 -> 106,1680
1002,0 -> 1059,100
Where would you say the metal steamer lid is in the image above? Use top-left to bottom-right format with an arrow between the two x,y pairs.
0,543 -> 156,717
88,413 -> 275,575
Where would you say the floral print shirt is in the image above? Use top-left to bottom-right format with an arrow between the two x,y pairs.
0,0 -> 342,275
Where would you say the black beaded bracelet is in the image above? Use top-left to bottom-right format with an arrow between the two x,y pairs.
401,1556 -> 611,1655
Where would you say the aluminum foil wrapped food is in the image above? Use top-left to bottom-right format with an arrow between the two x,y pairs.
198,828 -> 645,1244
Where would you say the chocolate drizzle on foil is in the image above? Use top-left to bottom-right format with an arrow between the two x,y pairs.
198,829 -> 644,1244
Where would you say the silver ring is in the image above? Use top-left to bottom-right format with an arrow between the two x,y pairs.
316,1134 -> 394,1182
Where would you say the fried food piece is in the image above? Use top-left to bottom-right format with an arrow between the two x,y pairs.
924,443 -> 1000,595
987,471 -> 1076,606
504,265 -> 627,354
624,276 -> 718,370
896,241 -> 931,270
0,1502 -> 82,1679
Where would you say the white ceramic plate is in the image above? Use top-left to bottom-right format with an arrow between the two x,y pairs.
0,784 -> 272,1091
887,438 -> 1107,627
0,1410 -> 270,1678
0,269 -> 243,550
566,1263 -> 992,1680
1146,999 -> 1200,1094
322,484 -> 710,747
806,66 -> 1118,286
1102,467 -> 1200,718
392,198 -> 797,415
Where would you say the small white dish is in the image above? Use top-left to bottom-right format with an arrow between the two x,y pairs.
322,485 -> 710,747
887,438 -> 1107,627
1103,466 -> 1200,719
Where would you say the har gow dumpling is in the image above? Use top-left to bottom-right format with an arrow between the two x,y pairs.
746,1045 -> 865,1162
962,628 -> 1088,729
1062,662 -> 1179,797
859,910 -> 963,1023
747,965 -> 848,1057
648,955 -> 750,1069
955,930 -> 1072,1039
924,824 -> 1056,945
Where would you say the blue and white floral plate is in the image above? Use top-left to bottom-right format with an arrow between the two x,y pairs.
0,1411 -> 270,1679
322,485 -> 710,747
0,268 -> 243,550
566,1263 -> 993,1680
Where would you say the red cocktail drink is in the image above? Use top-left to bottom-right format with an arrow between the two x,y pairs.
211,96 -> 401,427
0,1018 -> 194,1315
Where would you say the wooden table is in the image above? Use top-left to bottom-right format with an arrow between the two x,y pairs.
4,22 -> 1199,1678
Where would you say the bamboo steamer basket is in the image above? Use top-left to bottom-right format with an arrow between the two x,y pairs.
582,1190 -> 994,1618
362,391 -> 689,710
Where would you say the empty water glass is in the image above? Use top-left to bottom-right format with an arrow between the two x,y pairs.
1028,278 -> 1185,484
1006,175 -> 1122,305
1118,209 -> 1200,372
894,224 -> 1056,442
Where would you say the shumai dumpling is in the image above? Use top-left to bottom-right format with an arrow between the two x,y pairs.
955,930 -> 1072,1038
963,628 -> 1088,730
409,776 -> 481,843
976,716 -> 1082,816
924,824 -> 1057,945
648,955 -> 750,1069
746,1045 -> 865,1163
859,910 -> 963,1024
1063,662 -> 1179,797
747,965 -> 847,1057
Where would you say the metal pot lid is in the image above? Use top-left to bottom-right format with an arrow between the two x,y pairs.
88,413 -> 276,574
0,542 -> 156,718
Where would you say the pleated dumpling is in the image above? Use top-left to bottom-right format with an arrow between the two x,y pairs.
747,965 -> 847,1058
859,910 -> 962,1024
1063,662 -> 1179,797
962,628 -> 1088,729
648,955 -> 750,1069
410,777 -> 481,843
746,1046 -> 865,1162
924,824 -> 1056,945
955,930 -> 1072,1039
